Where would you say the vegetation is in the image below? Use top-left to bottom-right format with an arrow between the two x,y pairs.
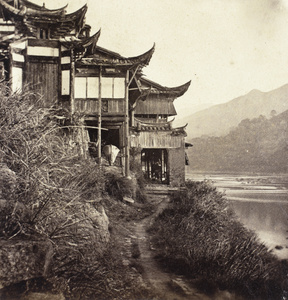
190,111 -> 288,173
1,85 -> 286,299
0,85 -> 152,299
149,180 -> 286,299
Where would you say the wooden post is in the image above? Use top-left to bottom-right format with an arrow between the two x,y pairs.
97,66 -> 102,164
70,48 -> 75,116
80,117 -> 87,159
124,70 -> 130,177
131,109 -> 135,127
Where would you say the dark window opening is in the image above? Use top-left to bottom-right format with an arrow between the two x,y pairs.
86,122 -> 122,165
0,61 -> 6,80
141,149 -> 168,184
101,129 -> 120,148
39,28 -> 50,39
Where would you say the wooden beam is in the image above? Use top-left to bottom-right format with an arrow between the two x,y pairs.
128,65 -> 139,87
70,49 -> 75,116
125,69 -> 130,177
97,66 -> 102,164
85,115 -> 125,122
28,39 -> 59,48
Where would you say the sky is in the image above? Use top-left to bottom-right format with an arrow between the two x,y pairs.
34,0 -> 288,118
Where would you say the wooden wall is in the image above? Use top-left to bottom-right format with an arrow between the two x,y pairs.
135,96 -> 176,116
26,61 -> 59,106
9,38 -> 60,106
74,98 -> 125,114
130,131 -> 184,149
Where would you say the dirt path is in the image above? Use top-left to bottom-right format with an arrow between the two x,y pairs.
132,197 -> 212,300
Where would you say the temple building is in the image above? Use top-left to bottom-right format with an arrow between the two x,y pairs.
0,0 -> 191,186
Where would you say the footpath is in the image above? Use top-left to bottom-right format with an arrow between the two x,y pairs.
128,185 -> 212,300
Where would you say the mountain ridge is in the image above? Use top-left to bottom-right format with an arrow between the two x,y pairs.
188,109 -> 288,173
178,83 -> 288,139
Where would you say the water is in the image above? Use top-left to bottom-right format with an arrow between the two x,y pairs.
186,172 -> 288,259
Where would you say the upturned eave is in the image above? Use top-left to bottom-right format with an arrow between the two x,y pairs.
139,77 -> 191,97
78,44 -> 155,67
19,0 -> 68,12
132,118 -> 187,136
61,29 -> 101,53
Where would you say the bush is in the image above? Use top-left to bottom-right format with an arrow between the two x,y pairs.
105,172 -> 135,201
0,86 -> 112,297
150,180 -> 285,299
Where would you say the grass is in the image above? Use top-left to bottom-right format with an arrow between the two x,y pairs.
149,180 -> 286,299
0,85 -> 154,299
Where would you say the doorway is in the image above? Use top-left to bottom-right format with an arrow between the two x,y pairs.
141,149 -> 168,184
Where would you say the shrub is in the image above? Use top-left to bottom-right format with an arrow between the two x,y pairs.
105,171 -> 135,201
150,180 -> 284,299
0,86 -> 111,297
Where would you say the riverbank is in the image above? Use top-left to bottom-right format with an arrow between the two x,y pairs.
186,171 -> 288,260
149,180 -> 286,299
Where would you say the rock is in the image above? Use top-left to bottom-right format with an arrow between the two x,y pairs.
0,200 -> 31,238
275,245 -> 283,250
63,204 -> 110,258
0,163 -> 17,200
85,204 -> 110,246
0,240 -> 53,288
123,196 -> 135,204
169,278 -> 194,297
22,292 -> 65,300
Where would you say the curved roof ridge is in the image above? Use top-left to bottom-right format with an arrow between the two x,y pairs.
127,43 -> 155,66
174,123 -> 188,130
63,3 -> 87,21
140,77 -> 191,97
79,44 -> 155,67
80,29 -> 101,53
0,0 -> 23,16
62,29 -> 101,55
171,123 -> 188,137
0,0 -> 85,20
20,0 -> 68,13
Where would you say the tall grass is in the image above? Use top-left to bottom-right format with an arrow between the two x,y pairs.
149,180 -> 285,299
0,85 -> 122,297
0,85 -> 157,298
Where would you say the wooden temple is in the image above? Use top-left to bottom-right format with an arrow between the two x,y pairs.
0,0 -> 191,186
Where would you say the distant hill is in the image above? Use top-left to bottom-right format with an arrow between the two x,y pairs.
188,110 -> 288,173
179,84 -> 288,139
174,102 -> 214,120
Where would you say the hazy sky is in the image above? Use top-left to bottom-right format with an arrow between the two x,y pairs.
34,0 -> 288,118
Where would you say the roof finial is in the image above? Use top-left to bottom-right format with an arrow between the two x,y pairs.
43,2 -> 45,8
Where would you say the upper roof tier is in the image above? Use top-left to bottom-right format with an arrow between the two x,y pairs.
139,77 -> 191,98
77,44 -> 155,68
0,0 -> 87,38
14,0 -> 67,13
61,29 -> 101,54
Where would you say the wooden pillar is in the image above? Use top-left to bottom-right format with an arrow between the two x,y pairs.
70,48 -> 75,116
97,66 -> 102,164
131,102 -> 136,127
124,70 -> 130,177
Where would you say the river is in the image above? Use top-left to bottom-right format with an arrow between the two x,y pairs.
186,171 -> 288,260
